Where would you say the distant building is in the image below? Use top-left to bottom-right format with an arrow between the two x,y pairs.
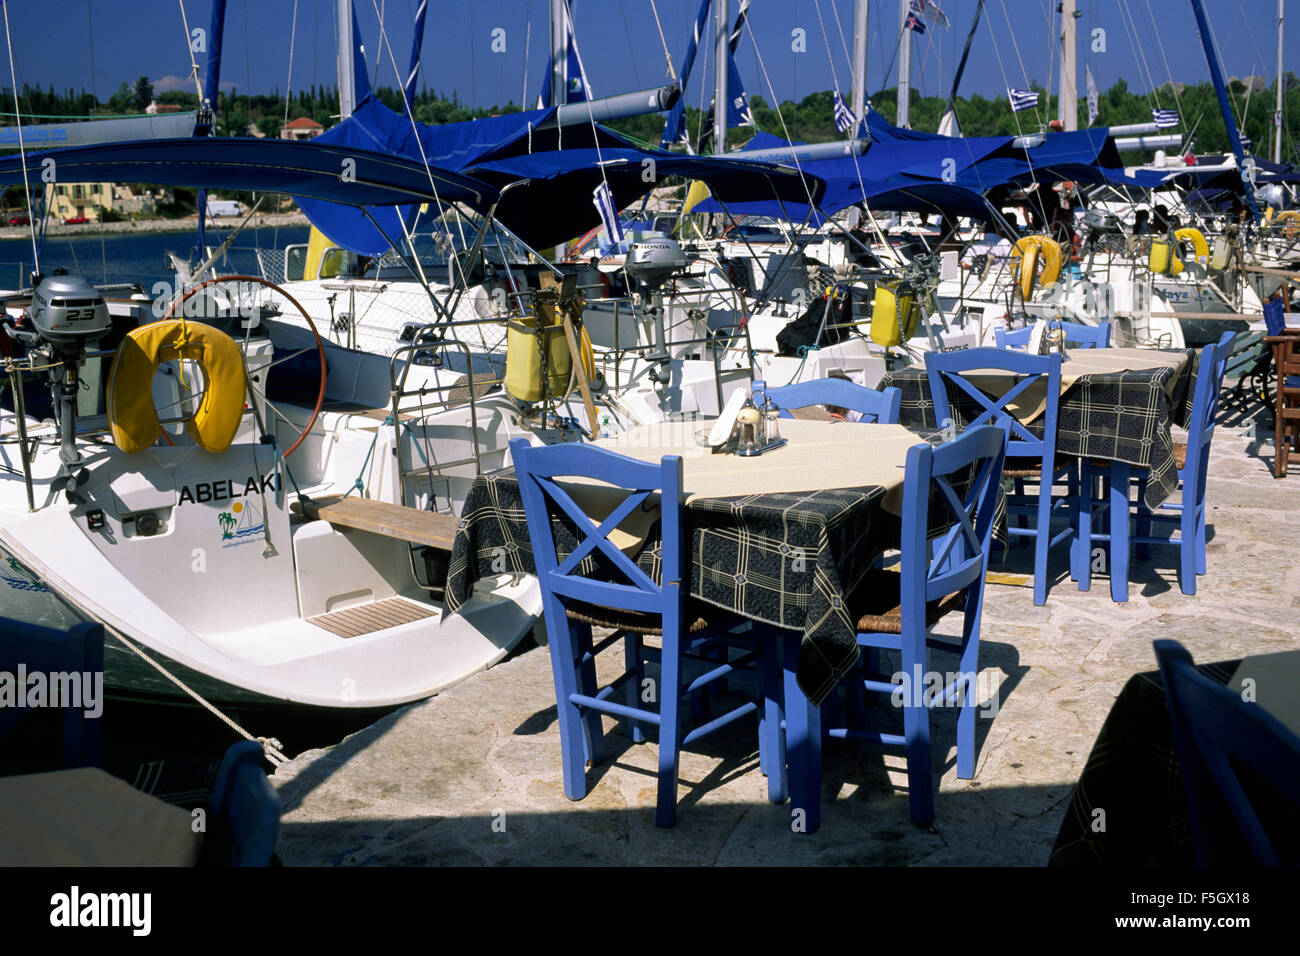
1228,75 -> 1269,93
281,117 -> 323,141
46,182 -> 113,222
144,100 -> 184,115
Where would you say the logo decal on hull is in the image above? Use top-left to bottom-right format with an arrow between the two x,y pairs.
217,499 -> 265,549
1,557 -> 49,592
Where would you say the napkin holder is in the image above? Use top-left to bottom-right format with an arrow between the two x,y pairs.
707,387 -> 788,456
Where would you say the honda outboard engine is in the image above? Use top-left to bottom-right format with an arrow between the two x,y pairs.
6,275 -> 113,499
625,238 -> 689,379
26,274 -> 112,351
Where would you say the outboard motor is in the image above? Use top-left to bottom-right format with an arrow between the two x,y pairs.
6,275 -> 112,499
625,237 -> 688,381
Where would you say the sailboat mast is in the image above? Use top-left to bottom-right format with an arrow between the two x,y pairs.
897,0 -> 911,128
550,0 -> 568,108
1189,0 -> 1260,223
1058,0 -> 1078,131
851,0 -> 869,123
1276,0 -> 1285,164
338,0 -> 356,119
714,0 -> 728,153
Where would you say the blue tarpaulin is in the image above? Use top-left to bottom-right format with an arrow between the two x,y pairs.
0,137 -> 498,210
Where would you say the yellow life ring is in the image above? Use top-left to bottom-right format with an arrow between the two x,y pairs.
1010,236 -> 1063,300
107,320 -> 248,455
1153,227 -> 1212,275
1173,227 -> 1210,271
1277,210 -> 1300,239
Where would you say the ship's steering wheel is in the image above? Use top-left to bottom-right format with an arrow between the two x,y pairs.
161,275 -> 327,457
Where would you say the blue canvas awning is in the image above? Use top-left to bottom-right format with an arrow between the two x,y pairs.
0,137 -> 498,210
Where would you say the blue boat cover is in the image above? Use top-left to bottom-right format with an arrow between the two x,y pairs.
0,137 -> 498,210
298,95 -> 827,252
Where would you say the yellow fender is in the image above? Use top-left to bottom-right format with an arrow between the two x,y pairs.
578,322 -> 596,382
869,281 -> 920,347
1010,236 -> 1063,300
107,320 -> 248,455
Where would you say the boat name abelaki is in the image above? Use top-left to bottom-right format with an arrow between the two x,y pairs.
177,473 -> 277,505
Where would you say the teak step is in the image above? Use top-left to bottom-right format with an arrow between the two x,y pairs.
294,495 -> 459,550
307,596 -> 437,638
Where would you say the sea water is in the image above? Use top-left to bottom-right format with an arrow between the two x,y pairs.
0,224 -> 311,291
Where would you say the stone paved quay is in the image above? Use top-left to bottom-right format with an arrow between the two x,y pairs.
272,393 -> 1299,865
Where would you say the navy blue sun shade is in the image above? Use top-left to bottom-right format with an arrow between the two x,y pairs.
0,137 -> 499,211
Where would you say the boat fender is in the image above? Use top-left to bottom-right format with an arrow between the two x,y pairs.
107,320 -> 247,455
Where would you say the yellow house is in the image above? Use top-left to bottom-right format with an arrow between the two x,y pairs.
46,182 -> 113,222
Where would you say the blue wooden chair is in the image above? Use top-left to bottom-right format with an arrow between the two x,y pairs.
993,325 -> 1034,350
0,618 -> 103,769
753,377 -> 902,423
786,424 -> 1009,828
1075,333 -> 1233,600
995,320 -> 1111,350
1154,640 -> 1300,866
925,348 -> 1075,605
207,741 -> 281,866
510,437 -> 782,827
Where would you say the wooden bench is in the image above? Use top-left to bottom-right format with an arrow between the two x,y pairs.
292,495 -> 459,551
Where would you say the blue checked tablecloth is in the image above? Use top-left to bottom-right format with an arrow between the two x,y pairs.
879,348 -> 1199,509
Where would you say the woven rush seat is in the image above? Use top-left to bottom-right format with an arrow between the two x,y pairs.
849,568 -> 965,634
564,600 -> 714,636
1001,454 -> 1056,479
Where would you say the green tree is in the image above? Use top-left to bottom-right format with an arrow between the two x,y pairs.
133,76 -> 153,111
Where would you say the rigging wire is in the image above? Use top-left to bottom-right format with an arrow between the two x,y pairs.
983,4 -> 1026,137
2,1 -> 38,276
177,0 -> 205,100
1142,0 -> 1187,129
284,0 -> 299,126
996,0 -> 1042,130
648,0 -> 678,84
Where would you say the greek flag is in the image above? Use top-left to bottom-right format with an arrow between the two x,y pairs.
1085,65 -> 1099,125
1152,108 -> 1179,129
592,181 -> 623,250
833,91 -> 857,134
1008,87 -> 1039,112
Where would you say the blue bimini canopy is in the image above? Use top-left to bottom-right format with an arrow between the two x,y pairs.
296,97 -> 643,254
693,126 -> 1000,223
469,145 -> 826,249
0,137 -> 498,210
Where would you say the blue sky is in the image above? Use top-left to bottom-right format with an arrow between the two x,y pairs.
3,1 -> 1297,112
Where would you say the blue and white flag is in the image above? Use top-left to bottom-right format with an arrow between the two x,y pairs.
1152,108 -> 1179,129
833,91 -> 857,134
592,181 -> 623,250
1085,65 -> 1099,125
1008,87 -> 1039,112
914,0 -> 950,29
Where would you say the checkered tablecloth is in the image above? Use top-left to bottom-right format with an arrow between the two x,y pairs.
879,349 -> 1199,509
445,471 -> 903,706
1048,659 -> 1237,867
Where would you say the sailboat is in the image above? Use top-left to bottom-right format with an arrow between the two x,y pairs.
0,137 -> 544,710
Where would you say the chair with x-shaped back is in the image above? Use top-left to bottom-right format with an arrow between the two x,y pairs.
924,348 -> 1074,605
510,438 -> 783,827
